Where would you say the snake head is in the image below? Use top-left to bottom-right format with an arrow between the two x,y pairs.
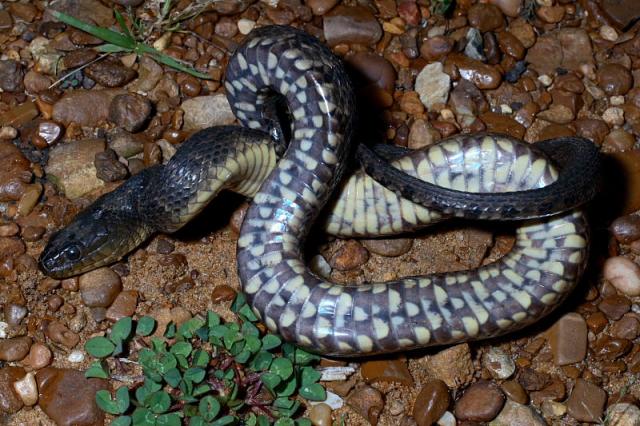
39,207 -> 151,279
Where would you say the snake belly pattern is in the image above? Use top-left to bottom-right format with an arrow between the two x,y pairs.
227,26 -> 590,356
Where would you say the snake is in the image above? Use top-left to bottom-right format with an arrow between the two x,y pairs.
39,25 -> 599,356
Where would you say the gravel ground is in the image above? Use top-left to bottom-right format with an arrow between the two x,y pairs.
2,0 -> 640,425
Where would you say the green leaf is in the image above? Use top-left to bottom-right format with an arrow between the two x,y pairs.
275,376 -> 297,398
85,361 -> 109,379
251,351 -> 273,371
270,358 -> 293,380
261,334 -> 281,351
241,322 -> 260,337
111,317 -> 133,343
299,383 -> 326,401
95,389 -> 128,415
136,380 -> 162,403
51,10 -> 136,49
193,383 -> 210,397
301,367 -> 322,385
183,367 -> 206,384
296,419 -> 312,426
132,407 -> 156,426
113,9 -> 133,39
145,391 -> 171,414
95,44 -> 132,53
136,316 -> 156,336
293,348 -> 319,366
177,317 -> 206,339
111,416 -> 132,426
198,395 -> 221,421
274,418 -> 295,426
192,349 -> 210,368
210,415 -> 237,426
230,293 -> 247,313
157,413 -> 181,426
190,417 -> 206,426
164,322 -> 176,338
207,311 -> 221,328
237,304 -> 258,322
244,336 -> 261,353
170,341 -> 192,358
234,350 -> 251,364
163,368 -> 182,388
257,415 -> 270,426
85,337 -> 116,358
261,372 -> 281,391
273,397 -> 294,409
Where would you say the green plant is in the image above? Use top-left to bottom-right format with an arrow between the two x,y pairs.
85,294 -> 325,426
51,9 -> 211,79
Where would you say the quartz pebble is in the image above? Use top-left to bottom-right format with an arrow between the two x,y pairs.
606,403 -> 640,426
181,95 -> 236,130
415,62 -> 451,110
482,347 -> 515,379
603,257 -> 640,296
548,312 -> 587,365
490,400 -> 546,426
13,372 -> 37,406
0,366 -> 26,414
566,379 -> 606,423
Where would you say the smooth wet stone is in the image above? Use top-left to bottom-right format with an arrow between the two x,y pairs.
346,385 -> 384,425
446,54 -> 502,89
52,89 -> 125,127
413,379 -> 450,426
105,290 -> 138,321
109,93 -> 152,132
0,336 -> 32,361
181,94 -> 235,130
361,359 -> 413,386
37,368 -> 108,426
454,381 -> 505,422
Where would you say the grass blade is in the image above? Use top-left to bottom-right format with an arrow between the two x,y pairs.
114,9 -> 134,40
150,52 -> 212,79
51,10 -> 136,50
96,44 -> 132,53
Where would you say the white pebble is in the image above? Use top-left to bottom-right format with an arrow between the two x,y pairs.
604,256 -> 640,297
603,107 -> 625,126
0,322 -> 8,339
415,62 -> 451,110
309,390 -> 343,410
437,411 -> 456,426
537,75 -> 553,87
600,25 -> 619,42
13,372 -> 38,406
500,104 -> 513,114
482,347 -> 515,379
610,95 -> 625,106
67,350 -> 85,363
237,19 -> 256,35
607,403 -> 640,426
440,108 -> 455,120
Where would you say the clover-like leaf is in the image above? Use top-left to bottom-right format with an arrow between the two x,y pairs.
270,358 -> 293,380
111,416 -> 132,426
198,395 -> 221,421
95,387 -> 129,415
85,361 -> 109,379
299,383 -> 326,401
261,334 -> 281,351
261,371 -> 282,391
85,337 -> 116,358
157,412 -> 182,426
136,316 -> 156,336
145,390 -> 171,414
110,317 -> 133,344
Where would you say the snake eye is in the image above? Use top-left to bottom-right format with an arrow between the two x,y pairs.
63,244 -> 82,261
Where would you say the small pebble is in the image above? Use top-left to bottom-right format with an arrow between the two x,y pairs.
0,336 -> 32,361
566,379 -> 606,423
606,403 -> 640,426
482,347 -> 515,379
330,240 -> 369,271
237,18 -> 256,35
600,25 -> 618,41
211,285 -> 237,303
0,322 -> 8,339
454,381 -> 505,422
346,385 -> 384,425
78,267 -> 123,307
603,256 -> 640,296
67,350 -> 84,363
361,359 -> 413,386
598,294 -> 631,320
413,379 -> 450,426
309,402 -> 332,426
44,321 -> 79,349
548,312 -> 587,365
500,380 -> 528,404
13,372 -> 37,406
22,342 -> 52,370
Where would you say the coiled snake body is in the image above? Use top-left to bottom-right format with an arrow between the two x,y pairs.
40,26 -> 598,356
